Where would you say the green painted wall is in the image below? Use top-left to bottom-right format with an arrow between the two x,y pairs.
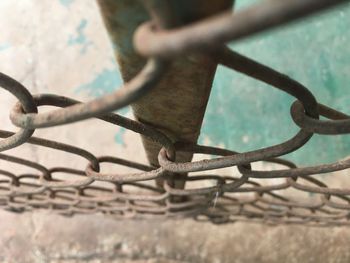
200,1 -> 350,165
66,0 -> 350,166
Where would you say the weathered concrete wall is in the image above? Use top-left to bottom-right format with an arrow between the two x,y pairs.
0,0 -> 146,171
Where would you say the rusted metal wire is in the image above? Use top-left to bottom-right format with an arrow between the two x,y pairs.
0,0 -> 349,225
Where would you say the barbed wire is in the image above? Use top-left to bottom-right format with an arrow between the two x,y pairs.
0,0 -> 349,226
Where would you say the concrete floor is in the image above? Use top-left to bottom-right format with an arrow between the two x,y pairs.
2,210 -> 350,263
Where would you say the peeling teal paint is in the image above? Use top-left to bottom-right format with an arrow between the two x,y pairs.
0,43 -> 10,51
76,67 -> 123,97
200,3 -> 350,166
75,64 -> 129,146
67,19 -> 92,54
114,128 -> 126,146
59,0 -> 74,7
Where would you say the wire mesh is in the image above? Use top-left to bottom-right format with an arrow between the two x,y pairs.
0,0 -> 349,226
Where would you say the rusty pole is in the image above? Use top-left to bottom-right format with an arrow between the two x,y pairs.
97,0 -> 233,190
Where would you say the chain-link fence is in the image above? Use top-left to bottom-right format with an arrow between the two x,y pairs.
0,0 -> 349,226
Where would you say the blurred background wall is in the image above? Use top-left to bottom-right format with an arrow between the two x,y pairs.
1,0 -> 349,166
4,0 -> 350,167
